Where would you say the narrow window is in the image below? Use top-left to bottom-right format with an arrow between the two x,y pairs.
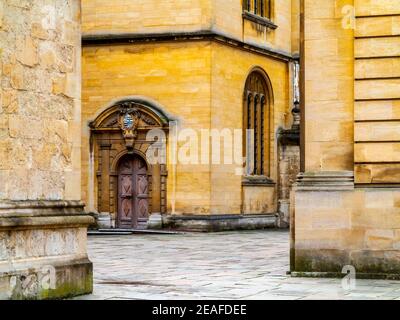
244,0 -> 251,12
243,71 -> 270,176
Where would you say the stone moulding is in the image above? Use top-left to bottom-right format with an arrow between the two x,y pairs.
0,216 -> 94,230
0,200 -> 93,230
81,31 -> 294,63
0,200 -> 87,215
0,200 -> 94,299
295,171 -> 355,191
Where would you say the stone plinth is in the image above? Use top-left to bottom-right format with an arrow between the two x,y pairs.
0,201 -> 93,299
291,171 -> 400,279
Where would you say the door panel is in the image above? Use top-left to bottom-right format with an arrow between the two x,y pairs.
117,155 -> 149,228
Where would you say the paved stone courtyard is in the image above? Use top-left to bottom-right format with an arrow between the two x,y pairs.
77,230 -> 400,300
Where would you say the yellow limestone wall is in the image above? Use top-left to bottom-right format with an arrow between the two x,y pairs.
82,0 -> 213,35
210,42 -> 289,214
293,0 -> 400,276
354,0 -> 400,184
82,41 -> 290,215
82,0 -> 298,217
82,0 -> 299,55
82,42 -> 213,214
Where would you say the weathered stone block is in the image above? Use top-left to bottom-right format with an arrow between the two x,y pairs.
16,36 -> 38,67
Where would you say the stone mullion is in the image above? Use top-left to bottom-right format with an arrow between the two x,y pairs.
246,92 -> 254,175
254,94 -> 259,174
260,95 -> 266,176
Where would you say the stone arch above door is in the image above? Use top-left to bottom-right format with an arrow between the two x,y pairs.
90,99 -> 170,228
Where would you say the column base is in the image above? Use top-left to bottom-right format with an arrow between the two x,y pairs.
0,257 -> 93,300
292,171 -> 400,279
0,200 -> 94,300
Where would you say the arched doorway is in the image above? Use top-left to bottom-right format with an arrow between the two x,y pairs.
117,154 -> 149,229
89,99 -> 170,229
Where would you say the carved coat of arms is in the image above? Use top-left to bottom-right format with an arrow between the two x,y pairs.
118,106 -> 141,149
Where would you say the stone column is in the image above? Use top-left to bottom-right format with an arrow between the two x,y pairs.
0,0 -> 93,299
292,0 -> 400,278
291,0 -> 355,274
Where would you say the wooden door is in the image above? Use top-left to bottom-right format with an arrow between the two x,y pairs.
117,155 -> 149,229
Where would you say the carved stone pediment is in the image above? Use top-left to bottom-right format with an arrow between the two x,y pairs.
90,101 -> 166,152
119,102 -> 158,126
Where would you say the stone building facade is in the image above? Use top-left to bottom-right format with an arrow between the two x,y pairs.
1,0 -> 399,301
0,0 -> 93,299
292,0 -> 400,278
81,0 -> 301,231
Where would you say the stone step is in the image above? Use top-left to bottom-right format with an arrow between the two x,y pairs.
89,229 -> 185,235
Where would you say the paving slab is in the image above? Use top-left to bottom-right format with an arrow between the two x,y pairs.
75,231 -> 400,300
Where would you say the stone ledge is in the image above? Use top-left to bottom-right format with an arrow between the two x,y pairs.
0,200 -> 94,230
0,200 -> 86,217
0,215 -> 94,230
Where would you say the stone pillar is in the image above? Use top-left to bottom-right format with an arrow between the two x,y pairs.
0,0 -> 93,299
292,0 -> 400,278
292,0 -> 356,274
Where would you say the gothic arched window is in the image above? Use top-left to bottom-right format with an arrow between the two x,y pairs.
243,71 -> 270,176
